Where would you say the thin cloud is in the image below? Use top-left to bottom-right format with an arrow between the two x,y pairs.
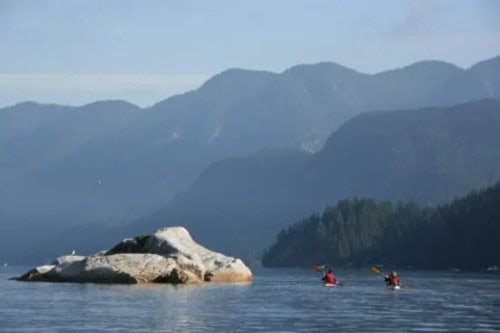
390,0 -> 443,38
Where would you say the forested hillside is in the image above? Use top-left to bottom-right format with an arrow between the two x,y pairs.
263,182 -> 500,270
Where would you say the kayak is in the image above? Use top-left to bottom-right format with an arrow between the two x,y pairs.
388,285 -> 400,290
324,283 -> 337,287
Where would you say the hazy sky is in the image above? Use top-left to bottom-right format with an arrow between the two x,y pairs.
1,0 -> 499,108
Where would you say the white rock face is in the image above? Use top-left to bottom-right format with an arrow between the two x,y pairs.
143,227 -> 253,282
52,255 -> 86,266
14,227 -> 252,284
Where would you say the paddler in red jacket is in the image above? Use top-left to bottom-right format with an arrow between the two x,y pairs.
322,269 -> 337,285
384,271 -> 400,287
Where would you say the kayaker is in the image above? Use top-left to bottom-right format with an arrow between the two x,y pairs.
384,271 -> 400,287
322,269 -> 337,285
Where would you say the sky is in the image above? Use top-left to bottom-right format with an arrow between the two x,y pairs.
1,0 -> 499,108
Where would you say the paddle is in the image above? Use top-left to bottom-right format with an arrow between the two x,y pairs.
370,266 -> 410,289
312,264 -> 325,272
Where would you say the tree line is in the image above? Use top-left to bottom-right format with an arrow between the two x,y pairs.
262,182 -> 500,270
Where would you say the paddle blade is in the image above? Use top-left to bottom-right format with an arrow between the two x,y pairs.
312,265 -> 325,272
370,266 -> 382,275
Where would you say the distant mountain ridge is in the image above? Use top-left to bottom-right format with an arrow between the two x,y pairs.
1,56 -> 500,263
308,99 -> 500,205
123,99 -> 500,259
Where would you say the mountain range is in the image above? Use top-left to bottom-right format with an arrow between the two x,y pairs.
1,55 -> 499,263
9,99 -> 500,264
125,99 -> 500,259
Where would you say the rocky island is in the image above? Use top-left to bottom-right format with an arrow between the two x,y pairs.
13,227 -> 252,284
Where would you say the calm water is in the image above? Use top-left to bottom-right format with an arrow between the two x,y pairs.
1,266 -> 499,332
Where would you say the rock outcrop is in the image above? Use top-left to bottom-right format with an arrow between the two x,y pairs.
13,227 -> 252,284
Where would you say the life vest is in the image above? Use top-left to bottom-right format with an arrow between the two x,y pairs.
389,275 -> 399,286
324,272 -> 336,284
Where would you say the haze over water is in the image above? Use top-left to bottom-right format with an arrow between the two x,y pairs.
1,267 -> 499,332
